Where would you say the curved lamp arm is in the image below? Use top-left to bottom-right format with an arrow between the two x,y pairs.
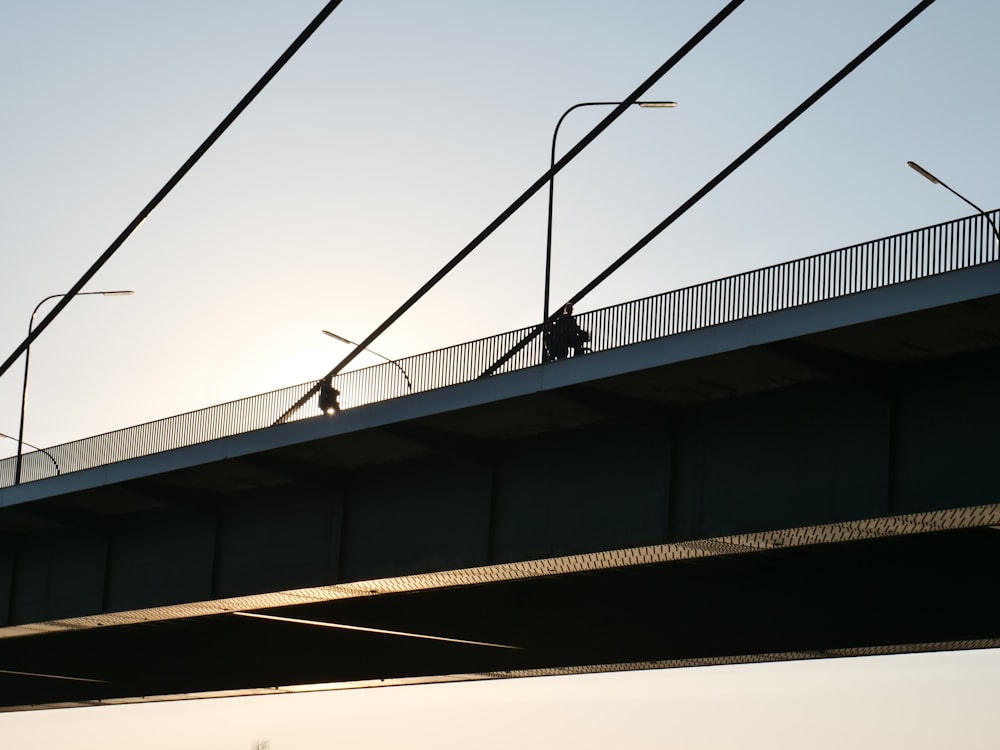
907,161 -> 1000,243
321,330 -> 413,390
543,101 -> 677,321
1,431 -> 59,476
15,290 -> 133,484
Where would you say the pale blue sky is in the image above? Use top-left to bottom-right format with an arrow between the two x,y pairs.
1,0 -> 998,745
3,0 -> 997,442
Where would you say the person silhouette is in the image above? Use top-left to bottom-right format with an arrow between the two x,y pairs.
544,303 -> 588,361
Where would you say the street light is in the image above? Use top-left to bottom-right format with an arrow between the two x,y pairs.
543,100 -> 677,321
907,160 -> 1000,243
15,290 -> 134,484
321,330 -> 413,390
0,430 -> 59,477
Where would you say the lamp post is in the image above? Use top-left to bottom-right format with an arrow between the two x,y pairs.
15,290 -> 134,484
321,330 -> 413,390
1,431 -> 59,477
543,100 -> 677,322
907,161 -> 1000,243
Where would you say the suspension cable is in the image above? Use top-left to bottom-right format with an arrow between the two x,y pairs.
480,0 -> 939,378
0,0 -> 347,382
275,0 -> 749,424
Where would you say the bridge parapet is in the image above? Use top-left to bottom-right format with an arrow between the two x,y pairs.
1,210 -> 997,487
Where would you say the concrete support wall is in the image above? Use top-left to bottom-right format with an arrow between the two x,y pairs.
12,529 -> 106,623
674,381 -> 891,538
893,354 -> 1000,513
107,507 -> 215,611
343,458 -> 491,581
214,483 -> 341,597
493,421 -> 671,562
3,350 -> 999,626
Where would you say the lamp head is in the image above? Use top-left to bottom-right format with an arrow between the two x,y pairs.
907,161 -> 940,185
322,330 -> 353,345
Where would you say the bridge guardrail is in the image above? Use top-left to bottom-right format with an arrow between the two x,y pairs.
2,210 -> 997,487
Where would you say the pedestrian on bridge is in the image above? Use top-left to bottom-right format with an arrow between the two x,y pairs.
544,303 -> 589,361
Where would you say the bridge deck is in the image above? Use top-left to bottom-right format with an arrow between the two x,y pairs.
2,218 -> 1000,710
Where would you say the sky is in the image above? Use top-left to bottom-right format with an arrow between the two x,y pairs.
2,650 -> 1000,750
1,0 -> 999,746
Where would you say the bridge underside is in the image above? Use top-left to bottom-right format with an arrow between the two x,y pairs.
2,283 -> 1000,710
3,506 -> 1000,710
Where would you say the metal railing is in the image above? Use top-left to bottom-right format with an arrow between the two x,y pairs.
2,210 -> 997,487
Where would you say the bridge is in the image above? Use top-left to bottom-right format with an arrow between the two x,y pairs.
1,212 -> 999,711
